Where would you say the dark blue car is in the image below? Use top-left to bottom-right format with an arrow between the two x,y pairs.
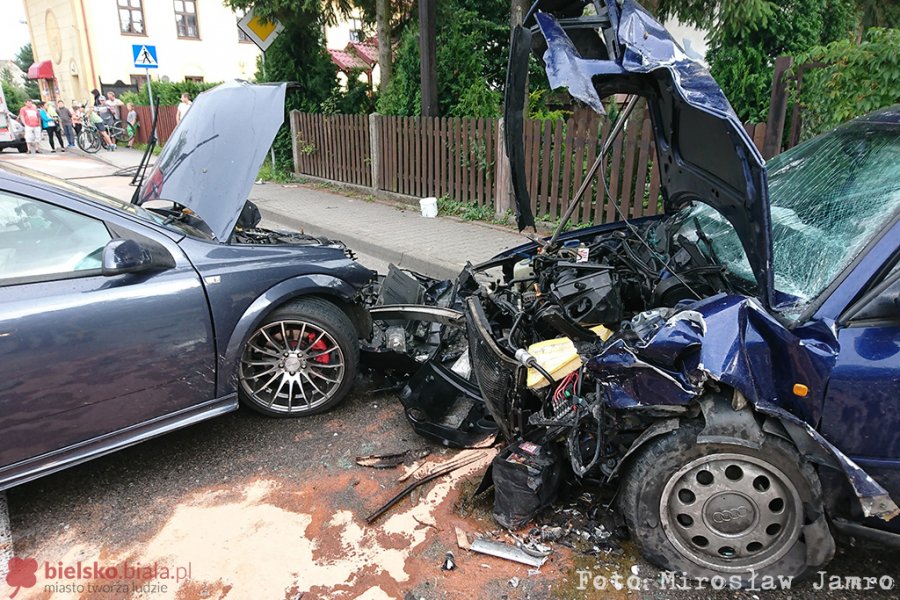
0,82 -> 374,491
372,0 -> 900,583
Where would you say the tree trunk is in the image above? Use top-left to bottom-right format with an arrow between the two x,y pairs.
376,0 -> 392,91
511,0 -> 529,27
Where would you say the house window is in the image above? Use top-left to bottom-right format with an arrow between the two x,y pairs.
184,76 -> 204,83
174,0 -> 199,39
118,0 -> 145,35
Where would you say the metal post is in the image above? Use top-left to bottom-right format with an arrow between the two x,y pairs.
145,68 -> 155,124
0,491 -> 12,580
263,50 -> 277,168
419,0 -> 438,117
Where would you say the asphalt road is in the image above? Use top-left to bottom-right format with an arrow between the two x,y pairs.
6,381 -> 898,599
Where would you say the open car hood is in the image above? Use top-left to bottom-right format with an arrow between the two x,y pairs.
506,0 -> 774,305
138,81 -> 287,242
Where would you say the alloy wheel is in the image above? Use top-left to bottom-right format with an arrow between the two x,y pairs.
239,319 -> 346,414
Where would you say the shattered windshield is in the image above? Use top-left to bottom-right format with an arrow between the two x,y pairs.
679,119 -> 900,316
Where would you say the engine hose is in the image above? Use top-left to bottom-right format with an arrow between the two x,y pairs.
567,407 -> 603,477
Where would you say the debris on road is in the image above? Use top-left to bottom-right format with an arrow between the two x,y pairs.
355,448 -> 430,469
454,526 -> 470,550
442,551 -> 457,571
469,537 -> 549,568
365,449 -> 495,523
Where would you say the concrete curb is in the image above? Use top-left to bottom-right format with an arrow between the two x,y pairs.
258,207 -> 463,280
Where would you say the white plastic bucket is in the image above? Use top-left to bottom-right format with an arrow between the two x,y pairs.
420,197 -> 438,218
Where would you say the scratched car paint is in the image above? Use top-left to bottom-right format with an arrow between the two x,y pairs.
365,0 -> 900,582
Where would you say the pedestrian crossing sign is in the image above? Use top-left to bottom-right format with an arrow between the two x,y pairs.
132,44 -> 158,69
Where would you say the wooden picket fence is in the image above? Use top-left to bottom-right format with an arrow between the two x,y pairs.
131,105 -> 178,145
289,108 -> 771,225
292,113 -> 372,187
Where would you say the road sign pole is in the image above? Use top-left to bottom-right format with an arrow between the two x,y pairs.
263,50 -> 276,169
145,67 -> 155,123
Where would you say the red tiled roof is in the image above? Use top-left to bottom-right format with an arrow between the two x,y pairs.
328,49 -> 369,72
348,38 -> 378,66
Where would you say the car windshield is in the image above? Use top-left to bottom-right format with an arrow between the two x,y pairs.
10,168 -> 213,239
678,118 -> 900,317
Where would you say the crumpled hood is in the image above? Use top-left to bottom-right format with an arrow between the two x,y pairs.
138,81 -> 287,242
508,0 -> 774,305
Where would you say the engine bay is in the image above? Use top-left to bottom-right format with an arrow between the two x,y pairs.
363,207 -> 736,477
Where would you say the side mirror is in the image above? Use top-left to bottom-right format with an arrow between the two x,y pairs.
101,238 -> 173,276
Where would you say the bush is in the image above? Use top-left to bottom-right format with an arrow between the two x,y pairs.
794,27 -> 900,139
120,80 -> 220,106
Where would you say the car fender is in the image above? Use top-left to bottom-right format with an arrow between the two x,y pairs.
217,273 -> 362,394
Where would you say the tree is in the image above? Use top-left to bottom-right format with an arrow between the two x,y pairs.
376,0 -> 510,117
375,0 -> 392,90
12,43 -> 40,101
653,0 -> 858,123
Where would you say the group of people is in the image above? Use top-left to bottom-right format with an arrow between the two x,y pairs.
16,90 -> 139,155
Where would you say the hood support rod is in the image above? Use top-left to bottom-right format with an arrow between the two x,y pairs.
547,94 -> 640,248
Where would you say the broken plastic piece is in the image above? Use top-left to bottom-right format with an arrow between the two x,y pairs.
470,538 -> 548,568
442,551 -> 456,571
526,325 -> 612,389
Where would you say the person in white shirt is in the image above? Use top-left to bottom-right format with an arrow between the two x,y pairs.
176,93 -> 192,125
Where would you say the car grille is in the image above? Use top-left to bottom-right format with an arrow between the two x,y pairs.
465,296 -> 520,438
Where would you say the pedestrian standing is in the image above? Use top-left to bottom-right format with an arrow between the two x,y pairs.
57,100 -> 75,148
176,93 -> 192,125
106,91 -> 125,121
96,99 -> 117,151
39,101 -> 65,152
72,103 -> 83,136
17,99 -> 42,154
125,103 -> 138,148
91,88 -> 102,107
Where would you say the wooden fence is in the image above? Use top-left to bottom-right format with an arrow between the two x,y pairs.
287,108 -> 771,225
291,113 -> 372,187
132,105 -> 178,145
378,116 -> 498,206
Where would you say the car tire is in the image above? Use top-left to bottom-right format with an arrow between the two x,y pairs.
17,144 -> 27,153
620,424 -> 832,583
238,297 -> 358,417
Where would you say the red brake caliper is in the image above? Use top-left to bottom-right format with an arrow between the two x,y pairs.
307,332 -> 330,364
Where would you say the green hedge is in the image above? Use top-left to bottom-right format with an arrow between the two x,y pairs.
120,80 -> 220,107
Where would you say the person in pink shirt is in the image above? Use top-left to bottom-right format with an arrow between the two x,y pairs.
18,99 -> 42,154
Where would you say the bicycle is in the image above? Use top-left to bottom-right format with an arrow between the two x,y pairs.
76,123 -> 103,154
109,120 -> 134,144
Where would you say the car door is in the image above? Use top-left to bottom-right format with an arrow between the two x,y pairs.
820,260 -> 900,527
0,185 -> 216,475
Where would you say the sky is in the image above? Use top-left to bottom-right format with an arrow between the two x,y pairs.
0,1 -> 31,62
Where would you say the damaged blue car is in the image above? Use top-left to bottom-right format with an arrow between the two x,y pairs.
368,0 -> 900,582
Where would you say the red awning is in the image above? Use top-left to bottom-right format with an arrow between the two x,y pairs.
27,60 -> 55,80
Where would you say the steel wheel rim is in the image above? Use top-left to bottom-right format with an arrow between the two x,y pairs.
240,319 -> 345,414
659,453 -> 802,573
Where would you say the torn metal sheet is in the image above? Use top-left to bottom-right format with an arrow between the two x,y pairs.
469,538 -> 549,568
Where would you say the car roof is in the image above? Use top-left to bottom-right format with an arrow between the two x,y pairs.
855,104 -> 900,125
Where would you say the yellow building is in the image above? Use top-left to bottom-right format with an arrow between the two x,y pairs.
23,0 -> 261,104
